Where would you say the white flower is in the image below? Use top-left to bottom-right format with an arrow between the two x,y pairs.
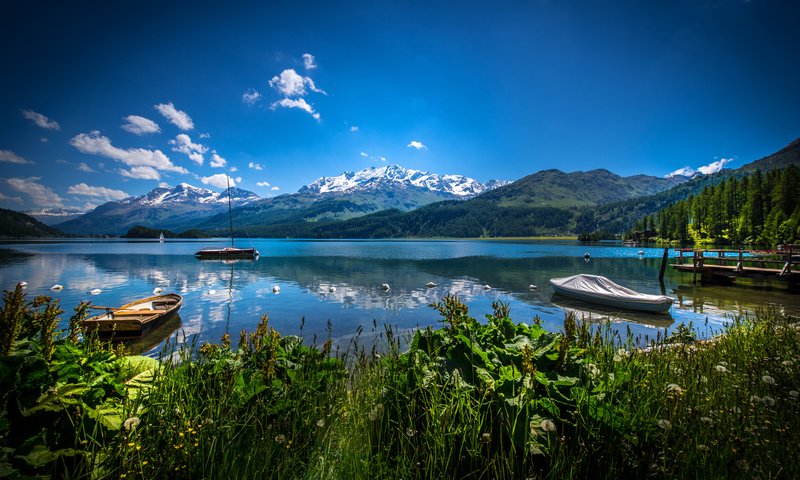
700,416 -> 712,424
541,419 -> 557,432
316,419 -> 325,428
613,354 -> 623,362
782,360 -> 794,367
762,396 -> 775,407
750,395 -> 762,403
123,416 -> 140,431
666,383 -> 683,395
789,390 -> 799,399
585,363 -> 600,379
715,365 -> 727,373
657,419 -> 671,430
274,434 -> 286,444
762,375 -> 776,386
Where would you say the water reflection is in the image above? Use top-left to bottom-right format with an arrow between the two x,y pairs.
1,245 -> 799,357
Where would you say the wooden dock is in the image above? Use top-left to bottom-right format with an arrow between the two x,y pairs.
670,244 -> 800,289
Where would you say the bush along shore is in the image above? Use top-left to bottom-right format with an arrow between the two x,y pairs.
1,284 -> 799,479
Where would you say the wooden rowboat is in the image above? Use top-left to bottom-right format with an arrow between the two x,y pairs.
83,293 -> 182,337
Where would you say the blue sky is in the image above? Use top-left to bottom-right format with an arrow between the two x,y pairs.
1,0 -> 799,211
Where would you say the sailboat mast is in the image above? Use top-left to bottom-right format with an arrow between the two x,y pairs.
226,174 -> 234,247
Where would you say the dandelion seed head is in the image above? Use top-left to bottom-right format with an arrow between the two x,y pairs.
657,419 -> 671,430
316,419 -> 325,428
274,434 -> 286,445
750,395 -> 762,403
789,390 -> 799,399
123,416 -> 141,431
666,383 -> 683,395
481,432 -> 492,443
715,365 -> 727,373
406,427 -> 416,437
762,375 -> 776,386
782,360 -> 793,367
762,396 -> 775,407
541,419 -> 557,432
700,416 -> 712,424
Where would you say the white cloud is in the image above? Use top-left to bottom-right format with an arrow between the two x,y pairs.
379,156 -> 387,162
199,132 -> 210,139
67,183 -> 129,201
120,166 -> 161,180
201,173 -> 235,189
248,162 -> 263,170
121,115 -> 160,135
303,53 -> 317,70
350,126 -> 359,132
158,182 -> 170,188
698,158 -> 733,175
21,110 -> 60,130
40,138 -> 49,143
271,98 -> 321,120
407,140 -> 427,150
271,186 -> 280,191
360,152 -> 369,157
210,152 -> 227,168
70,131 -> 187,180
0,192 -> 23,204
256,181 -> 271,187
0,150 -> 33,164
665,158 -> 733,178
235,176 -> 242,184
242,89 -> 262,105
154,102 -> 194,130
78,162 -> 94,172
5,177 -> 64,207
230,166 -> 238,172
169,134 -> 208,165
269,69 -> 326,97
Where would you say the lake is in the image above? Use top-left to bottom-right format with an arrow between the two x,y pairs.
1,238 -> 798,356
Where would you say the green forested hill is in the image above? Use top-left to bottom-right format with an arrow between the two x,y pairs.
0,209 -> 66,238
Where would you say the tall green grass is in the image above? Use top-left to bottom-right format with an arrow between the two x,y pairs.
1,286 -> 798,479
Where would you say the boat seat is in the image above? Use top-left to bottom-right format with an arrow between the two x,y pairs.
114,309 -> 160,316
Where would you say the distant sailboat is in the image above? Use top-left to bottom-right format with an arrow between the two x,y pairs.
159,232 -> 165,243
195,175 -> 259,259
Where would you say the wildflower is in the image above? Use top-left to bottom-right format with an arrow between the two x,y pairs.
316,419 -> 325,428
700,416 -> 712,424
541,419 -> 557,432
750,395 -> 762,403
697,444 -> 709,452
762,396 -> 775,407
274,434 -> 286,445
715,365 -> 727,373
613,353 -> 623,362
481,432 -> 492,444
789,390 -> 799,399
762,375 -> 776,386
782,360 -> 794,367
368,403 -> 384,421
406,427 -> 416,437
657,419 -> 671,430
585,363 -> 600,379
719,361 -> 728,366
123,417 -> 141,431
666,384 -> 683,395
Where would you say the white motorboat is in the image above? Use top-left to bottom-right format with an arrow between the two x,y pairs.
550,274 -> 673,313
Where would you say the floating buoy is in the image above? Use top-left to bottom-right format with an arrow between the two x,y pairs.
528,284 -> 538,291
209,289 -> 217,295
153,287 -> 163,295
583,252 -> 591,259
329,286 -> 336,292
638,250 -> 645,256
272,285 -> 281,293
19,281 -> 27,288
483,285 -> 491,290
90,288 -> 102,295
426,282 -> 437,288
50,284 -> 63,291
381,283 -> 390,291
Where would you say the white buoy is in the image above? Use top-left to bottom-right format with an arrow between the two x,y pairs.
90,288 -> 102,295
19,281 -> 27,288
209,289 -> 216,295
50,284 -> 63,291
426,282 -> 437,288
583,252 -> 591,259
381,283 -> 390,291
272,285 -> 281,293
153,287 -> 163,295
329,286 -> 336,292
638,250 -> 645,255
483,285 -> 491,290
528,284 -> 538,291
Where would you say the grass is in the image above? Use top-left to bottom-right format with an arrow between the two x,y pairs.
1,285 -> 799,479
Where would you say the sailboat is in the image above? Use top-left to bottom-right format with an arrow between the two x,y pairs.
159,232 -> 165,243
195,175 -> 259,259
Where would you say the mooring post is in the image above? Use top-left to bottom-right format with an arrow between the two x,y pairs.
659,247 -> 669,280
692,253 -> 697,285
737,248 -> 743,272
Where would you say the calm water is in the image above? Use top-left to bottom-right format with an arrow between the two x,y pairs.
1,238 -> 798,356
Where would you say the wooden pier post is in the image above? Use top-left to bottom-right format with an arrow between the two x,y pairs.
737,248 -> 743,272
659,247 -> 669,280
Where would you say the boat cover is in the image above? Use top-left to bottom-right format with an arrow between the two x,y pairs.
550,274 -> 671,306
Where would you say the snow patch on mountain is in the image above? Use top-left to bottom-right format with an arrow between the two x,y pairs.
120,183 -> 260,207
300,164 -> 509,197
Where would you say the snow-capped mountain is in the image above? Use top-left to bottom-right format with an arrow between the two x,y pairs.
55,184 -> 260,235
299,164 -> 508,198
122,183 -> 260,206
25,208 -> 88,225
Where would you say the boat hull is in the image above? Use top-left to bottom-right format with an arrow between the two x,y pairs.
550,275 -> 673,313
195,247 -> 259,259
83,293 -> 183,337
